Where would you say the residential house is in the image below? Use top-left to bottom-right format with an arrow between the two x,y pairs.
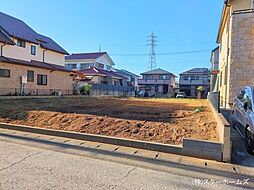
210,46 -> 219,92
0,12 -> 72,95
138,68 -> 176,97
65,52 -> 114,71
78,67 -> 127,86
216,0 -> 254,108
179,68 -> 210,98
114,69 -> 140,87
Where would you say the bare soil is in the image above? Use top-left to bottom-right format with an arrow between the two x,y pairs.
0,97 -> 219,145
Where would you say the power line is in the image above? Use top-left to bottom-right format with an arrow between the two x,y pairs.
110,49 -> 210,56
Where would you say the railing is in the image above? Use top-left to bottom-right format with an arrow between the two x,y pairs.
138,79 -> 172,85
208,91 -> 220,113
0,88 -> 73,96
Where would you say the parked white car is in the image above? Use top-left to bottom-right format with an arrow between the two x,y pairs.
232,86 -> 254,155
176,92 -> 187,98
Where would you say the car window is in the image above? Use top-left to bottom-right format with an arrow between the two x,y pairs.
244,94 -> 252,111
237,89 -> 245,102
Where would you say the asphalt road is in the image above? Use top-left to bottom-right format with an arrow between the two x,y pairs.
0,140 -> 251,190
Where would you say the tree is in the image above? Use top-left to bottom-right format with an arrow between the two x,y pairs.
80,84 -> 92,95
197,86 -> 205,99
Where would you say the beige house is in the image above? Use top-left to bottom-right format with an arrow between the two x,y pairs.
0,12 -> 73,95
216,0 -> 254,108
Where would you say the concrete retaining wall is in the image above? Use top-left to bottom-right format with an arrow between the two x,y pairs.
208,100 -> 231,162
0,122 -> 224,161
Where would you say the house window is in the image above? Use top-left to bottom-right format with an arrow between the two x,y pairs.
101,81 -> 108,84
66,64 -> 77,69
0,69 -> 10,78
17,39 -> 26,48
98,63 -> 104,69
27,70 -> 34,82
183,76 -> 189,80
146,75 -> 153,80
37,74 -> 47,85
195,76 -> 199,80
159,75 -> 167,80
106,65 -> 111,71
31,45 -> 36,55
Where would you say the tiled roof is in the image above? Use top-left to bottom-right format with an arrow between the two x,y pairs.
0,12 -> 69,55
65,52 -> 107,60
141,68 -> 176,76
80,67 -> 126,79
180,68 -> 210,75
0,30 -> 14,45
0,56 -> 71,72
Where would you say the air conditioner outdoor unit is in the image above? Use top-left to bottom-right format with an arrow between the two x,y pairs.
20,76 -> 27,84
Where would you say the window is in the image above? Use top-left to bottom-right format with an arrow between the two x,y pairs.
146,75 -> 153,80
159,75 -> 167,80
80,63 -> 94,69
27,70 -> 34,82
0,69 -> 10,78
37,74 -> 47,85
183,76 -> 189,80
101,81 -> 108,84
17,39 -> 26,48
195,76 -> 199,80
98,63 -> 104,68
31,45 -> 36,55
106,65 -> 111,71
237,89 -> 245,102
66,64 -> 77,69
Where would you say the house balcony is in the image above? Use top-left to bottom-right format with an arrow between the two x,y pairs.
138,79 -> 173,85
179,79 -> 210,86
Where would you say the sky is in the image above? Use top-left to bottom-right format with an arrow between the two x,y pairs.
1,0 -> 223,77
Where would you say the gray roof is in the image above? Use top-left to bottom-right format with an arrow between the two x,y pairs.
0,30 -> 14,45
0,12 -> 69,55
141,68 -> 176,76
180,68 -> 210,75
116,69 -> 139,77
65,52 -> 107,60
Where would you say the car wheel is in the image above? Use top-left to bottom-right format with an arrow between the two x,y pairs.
245,128 -> 254,155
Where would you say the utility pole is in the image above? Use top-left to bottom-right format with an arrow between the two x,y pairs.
147,32 -> 157,70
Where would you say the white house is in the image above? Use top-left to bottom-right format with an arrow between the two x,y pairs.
65,52 -> 114,71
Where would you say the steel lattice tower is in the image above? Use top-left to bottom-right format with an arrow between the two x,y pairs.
147,32 -> 157,70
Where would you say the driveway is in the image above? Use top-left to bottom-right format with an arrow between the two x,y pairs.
221,109 -> 254,167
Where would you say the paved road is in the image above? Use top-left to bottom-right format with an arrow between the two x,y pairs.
0,140 -> 251,190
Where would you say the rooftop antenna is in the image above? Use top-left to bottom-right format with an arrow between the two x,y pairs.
99,44 -> 101,52
147,32 -> 157,70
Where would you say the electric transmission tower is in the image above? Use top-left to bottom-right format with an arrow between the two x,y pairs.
147,32 -> 157,70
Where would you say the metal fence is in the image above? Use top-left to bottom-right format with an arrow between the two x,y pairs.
0,88 -> 73,96
207,91 -> 220,113
90,84 -> 135,97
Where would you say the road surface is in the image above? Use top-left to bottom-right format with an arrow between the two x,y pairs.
0,140 -> 251,190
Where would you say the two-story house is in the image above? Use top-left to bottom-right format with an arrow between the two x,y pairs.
179,68 -> 210,98
138,68 -> 176,97
216,0 -> 254,108
114,69 -> 140,87
65,52 -> 114,71
0,12 -> 72,95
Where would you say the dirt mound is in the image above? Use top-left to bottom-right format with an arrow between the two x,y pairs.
0,98 -> 219,145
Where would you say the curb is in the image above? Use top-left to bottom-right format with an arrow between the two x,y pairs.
1,123 -> 254,178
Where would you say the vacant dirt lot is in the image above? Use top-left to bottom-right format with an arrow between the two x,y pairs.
0,97 -> 219,145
